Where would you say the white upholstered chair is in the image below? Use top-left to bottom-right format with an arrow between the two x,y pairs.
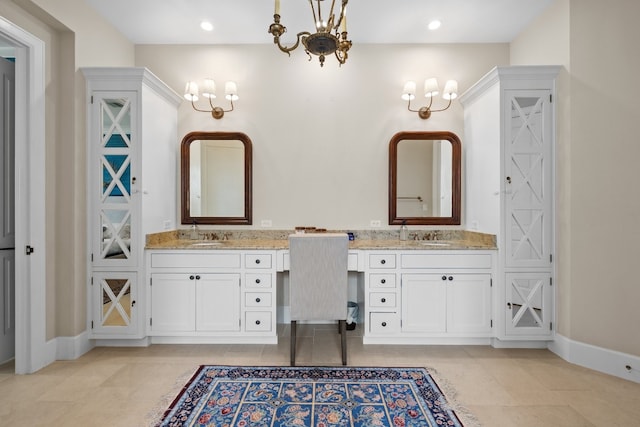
288,233 -> 349,366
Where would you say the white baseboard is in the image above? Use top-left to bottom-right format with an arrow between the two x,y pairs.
55,330 -> 94,360
550,333 -> 640,383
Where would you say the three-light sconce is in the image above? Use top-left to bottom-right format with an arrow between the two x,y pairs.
184,79 -> 239,119
402,78 -> 458,119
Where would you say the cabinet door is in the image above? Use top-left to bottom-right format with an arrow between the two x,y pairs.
447,274 -> 492,334
90,91 -> 139,268
504,89 -> 553,269
401,274 -> 446,333
196,274 -> 240,332
150,273 -> 195,332
505,272 -> 552,337
92,271 -> 139,336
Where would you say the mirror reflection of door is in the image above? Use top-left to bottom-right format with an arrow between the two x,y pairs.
396,139 -> 452,218
190,139 -> 245,217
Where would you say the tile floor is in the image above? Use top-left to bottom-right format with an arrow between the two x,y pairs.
1,324 -> 640,426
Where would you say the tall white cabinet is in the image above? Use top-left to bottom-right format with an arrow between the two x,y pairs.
460,66 -> 560,342
83,68 -> 181,339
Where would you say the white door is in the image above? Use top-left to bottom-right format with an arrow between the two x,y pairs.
401,274 -> 446,333
150,273 -> 196,333
195,274 -> 240,331
446,274 -> 492,334
504,90 -> 553,269
0,56 -> 15,364
505,272 -> 553,337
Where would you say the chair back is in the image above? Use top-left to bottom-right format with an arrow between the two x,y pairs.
289,233 -> 349,321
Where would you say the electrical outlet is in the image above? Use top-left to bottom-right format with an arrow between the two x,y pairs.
261,219 -> 272,227
370,220 -> 381,227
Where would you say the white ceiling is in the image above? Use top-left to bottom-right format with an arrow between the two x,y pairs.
85,0 -> 555,45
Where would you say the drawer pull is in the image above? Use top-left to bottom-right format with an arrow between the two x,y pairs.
255,259 -> 261,264
381,279 -> 386,284
255,297 -> 261,303
255,278 -> 261,284
255,320 -> 261,325
381,298 -> 386,303
380,259 -> 386,265
381,322 -> 387,327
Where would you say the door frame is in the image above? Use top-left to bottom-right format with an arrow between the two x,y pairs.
0,16 -> 48,374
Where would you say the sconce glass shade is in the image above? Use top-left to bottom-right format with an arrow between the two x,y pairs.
202,79 -> 216,99
225,81 -> 239,101
401,81 -> 416,101
184,81 -> 199,101
424,78 -> 439,97
442,80 -> 458,100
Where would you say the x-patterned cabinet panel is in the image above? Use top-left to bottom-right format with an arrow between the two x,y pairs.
504,89 -> 553,269
505,272 -> 552,337
91,271 -> 139,336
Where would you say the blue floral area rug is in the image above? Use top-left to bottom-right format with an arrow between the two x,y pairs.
154,365 -> 464,427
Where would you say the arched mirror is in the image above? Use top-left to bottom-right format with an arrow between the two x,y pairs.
389,131 -> 461,225
181,131 -> 252,225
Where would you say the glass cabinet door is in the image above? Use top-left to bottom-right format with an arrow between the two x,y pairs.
91,92 -> 138,267
504,90 -> 553,269
91,271 -> 138,335
505,272 -> 552,336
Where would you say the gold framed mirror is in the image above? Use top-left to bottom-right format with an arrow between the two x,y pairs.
389,131 -> 461,225
181,131 -> 252,225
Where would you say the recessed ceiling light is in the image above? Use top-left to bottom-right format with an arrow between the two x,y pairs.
428,20 -> 441,30
201,21 -> 214,32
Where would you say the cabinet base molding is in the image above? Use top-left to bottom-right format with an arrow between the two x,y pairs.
93,337 -> 152,347
490,338 -> 550,349
363,337 -> 492,346
149,336 -> 278,345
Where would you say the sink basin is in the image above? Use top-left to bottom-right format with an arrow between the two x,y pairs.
190,241 -> 223,247
420,241 -> 451,247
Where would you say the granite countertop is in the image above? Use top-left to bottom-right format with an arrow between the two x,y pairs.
146,230 -> 497,251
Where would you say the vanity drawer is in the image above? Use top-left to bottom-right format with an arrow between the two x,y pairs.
245,292 -> 272,307
369,274 -> 396,288
369,292 -> 396,308
400,253 -> 492,269
369,254 -> 396,269
150,252 -> 241,269
245,273 -> 272,289
245,253 -> 273,269
369,312 -> 400,334
245,311 -> 272,332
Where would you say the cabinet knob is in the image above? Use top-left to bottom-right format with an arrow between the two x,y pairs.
381,322 -> 387,327
189,275 -> 195,280
507,302 -> 512,309
255,278 -> 261,284
380,259 -> 386,265
506,176 -> 512,184
381,279 -> 386,284
381,298 -> 386,303
196,275 -> 201,280
448,276 -> 453,281
255,259 -> 261,264
131,300 -> 136,307
255,320 -> 261,325
442,275 -> 447,281
256,297 -> 261,303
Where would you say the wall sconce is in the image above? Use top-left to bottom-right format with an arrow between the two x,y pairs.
402,78 -> 458,119
184,79 -> 239,119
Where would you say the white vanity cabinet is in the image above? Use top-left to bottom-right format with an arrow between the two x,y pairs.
83,68 -> 181,339
363,250 -> 495,344
460,66 -> 560,342
146,250 -> 277,343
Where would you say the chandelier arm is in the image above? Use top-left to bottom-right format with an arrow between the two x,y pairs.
223,99 -> 235,114
430,97 -> 453,113
190,99 -> 214,114
407,99 -> 420,113
275,31 -> 311,55
309,0 -> 319,27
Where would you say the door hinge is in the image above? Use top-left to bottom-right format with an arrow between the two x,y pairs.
239,318 -> 241,327
150,318 -> 153,327
91,95 -> 94,104
90,276 -> 93,285
550,94 -> 553,103
550,254 -> 553,263
550,277 -> 553,286
550,322 -> 553,331
90,253 -> 93,262
91,321 -> 94,329
490,278 -> 493,287
150,277 -> 152,286
490,319 -> 493,327
25,245 -> 34,255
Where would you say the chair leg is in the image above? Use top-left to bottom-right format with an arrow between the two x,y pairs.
290,320 -> 297,366
339,319 -> 347,365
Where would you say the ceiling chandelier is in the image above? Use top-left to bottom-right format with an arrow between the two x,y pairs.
268,0 -> 352,67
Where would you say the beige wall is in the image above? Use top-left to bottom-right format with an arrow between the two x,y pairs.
135,43 -> 508,229
513,0 -> 640,356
